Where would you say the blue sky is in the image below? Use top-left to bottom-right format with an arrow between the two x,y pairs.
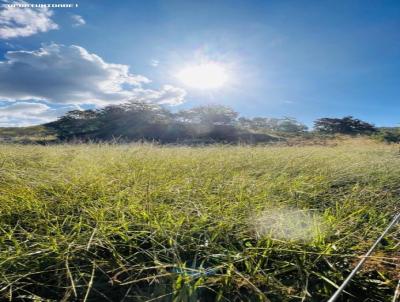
0,0 -> 399,127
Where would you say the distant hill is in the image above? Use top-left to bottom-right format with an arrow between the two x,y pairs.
0,125 -> 56,143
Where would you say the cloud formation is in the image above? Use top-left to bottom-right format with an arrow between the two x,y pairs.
0,43 -> 186,105
0,1 -> 58,39
134,85 -> 186,105
71,14 -> 85,27
0,101 -> 77,126
0,43 -> 186,126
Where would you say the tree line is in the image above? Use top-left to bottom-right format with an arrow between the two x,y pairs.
45,101 -> 398,143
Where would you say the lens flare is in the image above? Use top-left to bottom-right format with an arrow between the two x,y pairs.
253,208 -> 325,242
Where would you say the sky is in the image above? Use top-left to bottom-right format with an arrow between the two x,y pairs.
0,0 -> 399,127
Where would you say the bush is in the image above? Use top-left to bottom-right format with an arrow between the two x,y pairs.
374,129 -> 400,143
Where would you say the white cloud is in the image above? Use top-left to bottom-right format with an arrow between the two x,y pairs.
150,59 -> 159,67
0,101 -> 49,114
0,101 -> 78,126
133,85 -> 186,105
71,14 -> 85,27
0,43 -> 187,126
0,1 -> 58,39
0,43 -> 186,106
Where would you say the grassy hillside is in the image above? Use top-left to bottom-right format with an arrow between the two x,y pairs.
0,140 -> 399,301
0,125 -> 56,143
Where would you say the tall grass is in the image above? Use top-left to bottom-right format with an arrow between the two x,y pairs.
0,140 -> 399,301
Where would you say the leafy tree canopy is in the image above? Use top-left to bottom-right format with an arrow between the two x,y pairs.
314,116 -> 377,134
47,102 -> 381,144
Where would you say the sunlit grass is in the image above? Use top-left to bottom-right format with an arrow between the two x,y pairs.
0,140 -> 399,301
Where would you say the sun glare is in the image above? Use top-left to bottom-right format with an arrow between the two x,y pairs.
177,62 -> 228,89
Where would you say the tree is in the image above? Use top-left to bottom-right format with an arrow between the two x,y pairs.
238,117 -> 307,134
46,109 -> 100,140
275,117 -> 308,133
250,117 -> 279,130
176,105 -> 240,142
94,101 -> 176,140
46,102 -> 290,143
314,116 -> 376,134
177,105 -> 238,126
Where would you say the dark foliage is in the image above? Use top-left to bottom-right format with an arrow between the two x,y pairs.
374,128 -> 400,143
46,109 -> 100,140
238,117 -> 308,134
314,116 -> 377,135
46,101 -> 308,143
45,104 -> 384,144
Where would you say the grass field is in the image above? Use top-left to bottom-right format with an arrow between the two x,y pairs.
0,139 -> 399,301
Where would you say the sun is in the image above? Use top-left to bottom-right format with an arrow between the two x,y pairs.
177,62 -> 228,89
